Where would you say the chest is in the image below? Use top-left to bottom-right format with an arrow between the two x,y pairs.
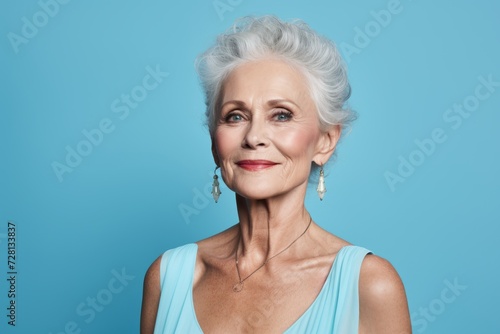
192,262 -> 331,333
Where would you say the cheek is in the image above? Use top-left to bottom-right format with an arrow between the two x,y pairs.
276,128 -> 318,159
214,128 -> 237,160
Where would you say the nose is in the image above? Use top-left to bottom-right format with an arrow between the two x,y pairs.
242,116 -> 269,149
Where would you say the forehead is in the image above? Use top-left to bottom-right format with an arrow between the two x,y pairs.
221,58 -> 313,105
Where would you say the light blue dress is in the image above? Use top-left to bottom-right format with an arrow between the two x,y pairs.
153,243 -> 371,334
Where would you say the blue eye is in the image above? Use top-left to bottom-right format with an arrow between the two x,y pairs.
274,110 -> 293,121
226,113 -> 243,122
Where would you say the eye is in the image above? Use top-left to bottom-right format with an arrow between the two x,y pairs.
224,112 -> 244,123
273,110 -> 293,122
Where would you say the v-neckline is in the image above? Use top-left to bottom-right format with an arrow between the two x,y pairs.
188,243 -> 348,333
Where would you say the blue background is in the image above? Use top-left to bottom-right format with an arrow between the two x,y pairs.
1,0 -> 499,333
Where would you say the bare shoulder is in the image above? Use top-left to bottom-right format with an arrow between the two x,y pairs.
144,255 -> 162,291
195,224 -> 239,257
140,255 -> 162,334
358,254 -> 412,334
309,223 -> 352,255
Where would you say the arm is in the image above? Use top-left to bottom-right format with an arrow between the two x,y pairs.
358,254 -> 412,334
140,256 -> 162,334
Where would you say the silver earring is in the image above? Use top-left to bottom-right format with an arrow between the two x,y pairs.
211,166 -> 221,203
317,165 -> 326,201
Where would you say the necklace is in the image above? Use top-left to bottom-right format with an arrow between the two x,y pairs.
232,216 -> 313,292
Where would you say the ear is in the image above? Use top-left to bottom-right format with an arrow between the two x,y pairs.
313,125 -> 341,165
211,136 -> 220,167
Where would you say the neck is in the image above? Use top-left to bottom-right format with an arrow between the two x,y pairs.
234,189 -> 312,267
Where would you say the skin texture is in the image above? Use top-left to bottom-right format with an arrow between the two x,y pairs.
141,58 -> 411,333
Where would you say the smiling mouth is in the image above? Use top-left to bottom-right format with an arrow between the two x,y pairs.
236,160 -> 278,171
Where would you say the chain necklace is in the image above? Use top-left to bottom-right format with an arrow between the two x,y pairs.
232,216 -> 313,292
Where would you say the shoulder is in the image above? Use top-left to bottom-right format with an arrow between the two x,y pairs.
140,243 -> 198,333
144,254 -> 162,290
196,224 -> 239,250
140,255 -> 162,334
145,243 -> 199,281
142,243 -> 199,294
193,225 -> 240,284
358,253 -> 411,333
358,254 -> 405,301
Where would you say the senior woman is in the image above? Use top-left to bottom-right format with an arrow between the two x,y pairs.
141,16 -> 411,333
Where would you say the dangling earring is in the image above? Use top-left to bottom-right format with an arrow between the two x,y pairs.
211,166 -> 221,203
317,165 -> 326,201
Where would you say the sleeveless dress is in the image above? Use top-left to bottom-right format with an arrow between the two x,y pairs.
153,243 -> 371,334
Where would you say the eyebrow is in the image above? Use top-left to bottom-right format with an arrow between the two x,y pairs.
267,99 -> 301,109
221,99 -> 301,110
221,100 -> 247,110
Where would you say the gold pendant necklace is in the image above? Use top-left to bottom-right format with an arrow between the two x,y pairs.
232,216 -> 313,292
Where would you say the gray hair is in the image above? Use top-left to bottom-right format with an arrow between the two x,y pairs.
195,15 -> 355,138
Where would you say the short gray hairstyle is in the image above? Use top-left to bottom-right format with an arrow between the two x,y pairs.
195,15 -> 355,138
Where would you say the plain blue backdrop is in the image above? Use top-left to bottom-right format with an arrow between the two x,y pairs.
1,0 -> 499,333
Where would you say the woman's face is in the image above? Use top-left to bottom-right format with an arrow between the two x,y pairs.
213,58 -> 337,200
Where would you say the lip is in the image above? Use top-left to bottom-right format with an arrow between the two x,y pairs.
236,160 -> 278,171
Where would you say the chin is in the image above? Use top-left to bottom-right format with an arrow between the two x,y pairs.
227,176 -> 307,201
233,186 -> 290,201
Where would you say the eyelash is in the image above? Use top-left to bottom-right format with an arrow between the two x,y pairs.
224,112 -> 244,123
273,109 -> 293,122
223,109 -> 293,123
